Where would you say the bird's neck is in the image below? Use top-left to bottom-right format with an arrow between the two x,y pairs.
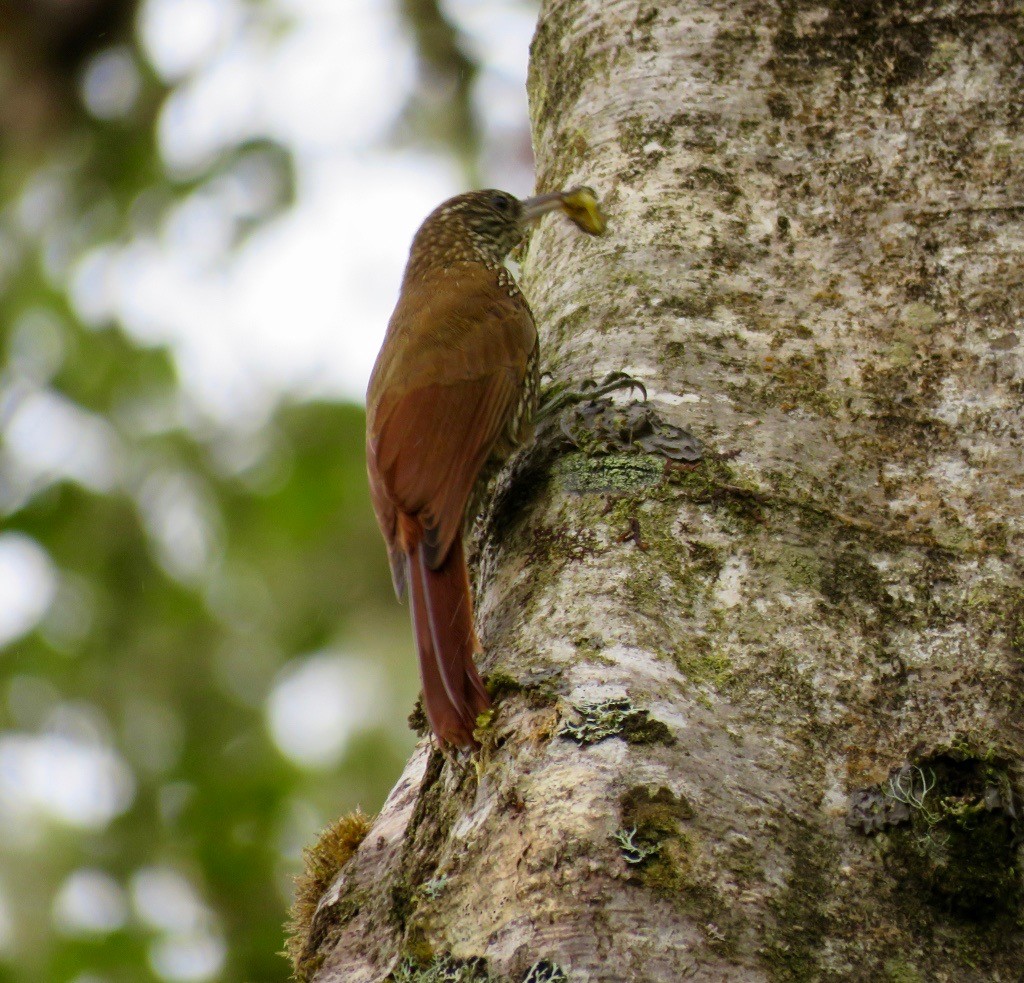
405,223 -> 506,282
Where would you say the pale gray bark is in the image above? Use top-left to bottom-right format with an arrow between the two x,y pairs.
310,2 -> 1024,980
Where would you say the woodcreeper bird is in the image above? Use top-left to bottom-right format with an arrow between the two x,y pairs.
366,187 -> 604,747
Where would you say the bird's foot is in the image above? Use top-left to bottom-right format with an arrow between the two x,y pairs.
537,370 -> 647,423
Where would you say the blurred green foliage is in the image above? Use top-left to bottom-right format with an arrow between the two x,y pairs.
1,400 -> 417,981
0,0 -> 491,979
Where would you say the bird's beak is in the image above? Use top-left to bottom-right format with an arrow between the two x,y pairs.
520,186 -> 607,236
520,191 -> 570,224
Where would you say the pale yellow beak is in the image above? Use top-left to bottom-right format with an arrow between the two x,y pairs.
520,186 -> 608,236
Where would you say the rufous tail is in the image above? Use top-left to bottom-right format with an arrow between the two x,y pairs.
406,528 -> 490,746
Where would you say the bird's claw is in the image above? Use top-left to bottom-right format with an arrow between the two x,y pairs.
537,371 -> 646,422
584,370 -> 647,402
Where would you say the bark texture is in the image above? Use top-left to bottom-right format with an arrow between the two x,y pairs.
309,2 -> 1024,980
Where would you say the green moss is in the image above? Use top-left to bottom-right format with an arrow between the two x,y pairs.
523,518 -> 601,565
485,669 -> 525,700
553,452 -> 663,494
770,4 -> 934,89
618,113 -> 651,156
666,458 -> 766,530
684,165 -> 743,210
390,880 -> 416,932
606,495 -> 722,596
766,91 -> 793,119
761,822 -> 836,981
389,956 -> 490,983
543,303 -> 592,349
408,698 -> 429,737
478,497 -> 610,673
618,786 -> 704,897
738,347 -> 840,417
1008,596 -> 1024,656
718,289 -> 789,335
528,10 -> 610,185
772,545 -> 822,592
399,927 -> 436,968
819,546 -> 886,611
660,340 -> 688,366
286,810 -> 374,981
485,668 -> 560,713
901,302 -> 942,328
621,785 -> 695,834
389,750 -> 468,936
672,641 -> 733,691
861,351 -> 957,445
883,959 -> 924,983
620,711 -> 674,745
684,539 -> 726,582
637,831 -> 698,894
722,835 -> 763,887
666,457 -> 736,496
661,293 -> 718,319
627,821 -> 731,949
631,4 -> 660,53
615,785 -> 732,938
615,111 -> 714,178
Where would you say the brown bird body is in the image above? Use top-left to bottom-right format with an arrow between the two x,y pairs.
366,188 -> 601,746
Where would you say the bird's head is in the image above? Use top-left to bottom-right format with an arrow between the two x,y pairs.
410,187 -> 606,271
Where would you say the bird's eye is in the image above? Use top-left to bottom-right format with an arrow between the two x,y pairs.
491,193 -> 512,213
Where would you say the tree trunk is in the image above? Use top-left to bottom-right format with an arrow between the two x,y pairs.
304,2 -> 1024,980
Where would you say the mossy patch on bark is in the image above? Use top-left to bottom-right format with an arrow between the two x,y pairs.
389,955 -> 490,983
553,452 -> 664,495
389,749 -> 479,949
760,820 -> 837,981
286,809 -> 374,981
560,696 -> 673,746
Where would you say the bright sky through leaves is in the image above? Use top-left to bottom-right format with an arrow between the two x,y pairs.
69,0 -> 534,423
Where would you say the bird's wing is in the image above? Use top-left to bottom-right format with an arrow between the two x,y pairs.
365,432 -> 406,597
366,264 -> 535,569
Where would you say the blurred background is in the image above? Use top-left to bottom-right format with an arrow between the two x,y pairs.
0,0 -> 536,979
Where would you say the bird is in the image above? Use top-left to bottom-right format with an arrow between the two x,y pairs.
365,187 -> 605,747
